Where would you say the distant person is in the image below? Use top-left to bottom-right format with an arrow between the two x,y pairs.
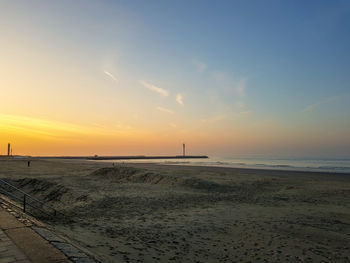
27,160 -> 31,167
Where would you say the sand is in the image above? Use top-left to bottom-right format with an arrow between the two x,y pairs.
0,159 -> 349,262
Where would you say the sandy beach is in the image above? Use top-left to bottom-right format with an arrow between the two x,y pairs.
0,159 -> 349,262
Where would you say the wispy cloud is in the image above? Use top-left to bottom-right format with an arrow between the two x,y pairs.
192,59 -> 208,73
140,80 -> 169,96
169,123 -> 177,128
176,93 -> 184,105
302,103 -> 319,113
212,71 -> 247,97
302,96 -> 340,113
156,106 -> 174,114
235,79 -> 247,97
104,71 -> 118,83
192,61 -> 250,117
236,101 -> 245,108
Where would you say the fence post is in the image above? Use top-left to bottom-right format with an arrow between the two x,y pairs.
23,194 -> 26,213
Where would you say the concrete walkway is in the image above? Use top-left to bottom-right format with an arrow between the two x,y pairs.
0,206 -> 71,263
0,228 -> 29,263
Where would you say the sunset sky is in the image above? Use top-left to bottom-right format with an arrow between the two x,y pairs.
1,0 -> 350,157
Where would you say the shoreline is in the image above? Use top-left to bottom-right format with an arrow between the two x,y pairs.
2,156 -> 350,174
92,160 -> 350,176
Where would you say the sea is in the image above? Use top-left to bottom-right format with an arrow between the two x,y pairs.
97,156 -> 350,174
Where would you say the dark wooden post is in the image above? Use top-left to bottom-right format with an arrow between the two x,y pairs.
23,194 -> 26,213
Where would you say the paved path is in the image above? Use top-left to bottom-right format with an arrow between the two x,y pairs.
0,206 -> 71,263
0,228 -> 30,263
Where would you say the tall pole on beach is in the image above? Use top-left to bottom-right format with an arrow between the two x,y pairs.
183,143 -> 185,157
7,143 -> 10,156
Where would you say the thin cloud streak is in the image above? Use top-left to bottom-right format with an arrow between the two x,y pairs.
156,106 -> 174,114
104,71 -> 118,83
140,80 -> 169,96
302,96 -> 340,113
176,94 -> 184,105
192,59 -> 207,73
235,79 -> 247,97
212,71 -> 247,97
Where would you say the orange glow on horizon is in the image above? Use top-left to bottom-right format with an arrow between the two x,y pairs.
2,113 -> 348,158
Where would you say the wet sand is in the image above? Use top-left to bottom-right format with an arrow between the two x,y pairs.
0,159 -> 349,262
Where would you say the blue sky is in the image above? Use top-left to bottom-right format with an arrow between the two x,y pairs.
1,0 -> 350,157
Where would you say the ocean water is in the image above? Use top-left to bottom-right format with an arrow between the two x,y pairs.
96,156 -> 350,173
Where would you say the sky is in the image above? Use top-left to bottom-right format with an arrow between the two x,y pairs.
1,0 -> 350,158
